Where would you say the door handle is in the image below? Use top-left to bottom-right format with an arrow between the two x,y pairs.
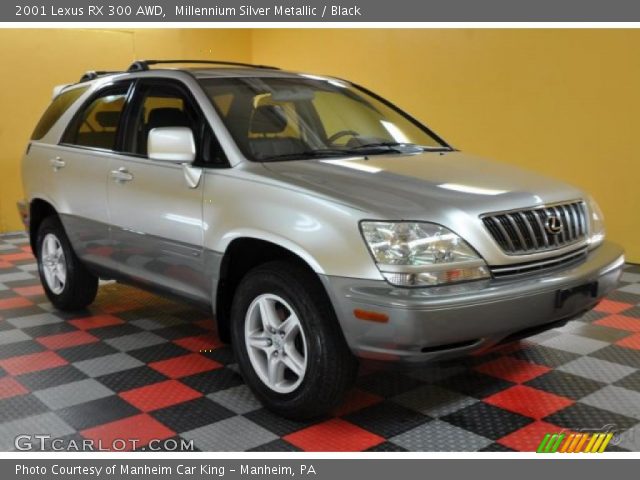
49,157 -> 66,171
110,167 -> 134,183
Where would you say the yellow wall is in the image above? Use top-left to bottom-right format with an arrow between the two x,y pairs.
1,29 -> 638,262
0,29 -> 251,234
252,29 -> 640,262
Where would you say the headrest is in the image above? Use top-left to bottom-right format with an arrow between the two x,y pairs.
95,111 -> 121,129
147,108 -> 189,129
250,105 -> 288,134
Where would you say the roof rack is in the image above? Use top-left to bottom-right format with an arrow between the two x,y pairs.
79,70 -> 122,82
127,59 -> 280,72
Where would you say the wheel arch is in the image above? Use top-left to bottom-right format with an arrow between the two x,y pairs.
213,234 -> 329,343
28,197 -> 59,257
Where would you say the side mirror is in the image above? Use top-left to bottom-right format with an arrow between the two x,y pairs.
148,127 -> 196,163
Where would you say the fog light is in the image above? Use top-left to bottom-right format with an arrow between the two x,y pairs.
382,265 -> 490,287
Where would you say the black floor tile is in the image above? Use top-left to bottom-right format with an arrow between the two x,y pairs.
97,366 -> 169,393
345,401 -> 431,438
151,397 -> 235,433
442,403 -> 532,440
17,365 -> 88,391
544,403 -> 639,432
525,370 -> 606,400
55,396 -> 140,431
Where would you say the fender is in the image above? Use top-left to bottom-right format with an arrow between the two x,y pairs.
214,228 -> 326,275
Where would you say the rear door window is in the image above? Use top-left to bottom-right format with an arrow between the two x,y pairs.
62,84 -> 130,150
31,86 -> 89,140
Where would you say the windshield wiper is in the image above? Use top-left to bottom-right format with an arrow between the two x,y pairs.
258,143 -> 452,162
346,142 -> 450,153
259,149 -> 357,162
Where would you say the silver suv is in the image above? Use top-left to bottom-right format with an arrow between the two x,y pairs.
20,60 -> 624,419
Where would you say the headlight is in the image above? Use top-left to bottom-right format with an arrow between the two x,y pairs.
587,197 -> 605,248
360,221 -> 490,287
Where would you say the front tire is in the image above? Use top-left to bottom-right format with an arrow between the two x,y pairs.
230,261 -> 357,419
36,216 -> 98,311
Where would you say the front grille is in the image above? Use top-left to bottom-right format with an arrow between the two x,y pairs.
490,247 -> 588,279
482,201 -> 588,254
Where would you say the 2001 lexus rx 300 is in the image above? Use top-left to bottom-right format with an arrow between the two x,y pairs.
19,60 -> 624,419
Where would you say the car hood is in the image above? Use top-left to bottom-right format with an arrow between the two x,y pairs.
262,151 -> 585,220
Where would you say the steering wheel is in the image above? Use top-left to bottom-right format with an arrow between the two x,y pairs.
327,130 -> 359,145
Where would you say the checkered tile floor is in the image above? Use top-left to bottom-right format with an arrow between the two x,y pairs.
1,231 -> 640,452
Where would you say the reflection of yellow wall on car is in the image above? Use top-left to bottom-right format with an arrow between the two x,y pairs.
251,29 -> 640,262
0,29 -> 251,235
1,29 -> 638,263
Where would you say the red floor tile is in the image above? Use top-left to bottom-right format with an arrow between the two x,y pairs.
332,389 -> 384,417
13,285 -> 45,297
36,330 -> 99,350
120,379 -> 202,412
594,299 -> 633,314
149,353 -> 222,379
194,319 -> 215,331
173,334 -> 222,352
99,301 -> 143,314
0,252 -> 33,262
0,351 -> 68,375
81,414 -> 175,450
487,341 -> 526,355
497,420 -> 565,452
69,314 -> 124,330
0,297 -> 33,311
475,356 -> 551,383
0,376 -> 29,399
595,314 -> 640,333
485,385 -> 574,419
97,290 -> 170,314
616,333 -> 640,350
0,261 -> 12,269
284,418 -> 384,451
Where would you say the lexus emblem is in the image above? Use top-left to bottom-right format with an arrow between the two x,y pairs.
544,214 -> 564,235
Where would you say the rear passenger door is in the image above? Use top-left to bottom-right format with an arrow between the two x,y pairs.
106,79 -> 209,303
55,81 -> 133,273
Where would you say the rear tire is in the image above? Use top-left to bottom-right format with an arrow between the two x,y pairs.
36,216 -> 98,311
230,260 -> 358,420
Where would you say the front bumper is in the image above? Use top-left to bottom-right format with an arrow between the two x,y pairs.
321,241 -> 624,364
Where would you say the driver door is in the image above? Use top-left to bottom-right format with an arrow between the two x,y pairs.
106,79 -> 209,303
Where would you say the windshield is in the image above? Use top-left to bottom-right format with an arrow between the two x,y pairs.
199,76 -> 450,162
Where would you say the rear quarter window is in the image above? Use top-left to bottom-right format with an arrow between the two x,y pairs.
31,86 -> 89,140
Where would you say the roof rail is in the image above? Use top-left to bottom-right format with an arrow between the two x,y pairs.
127,59 -> 280,72
79,71 -> 122,82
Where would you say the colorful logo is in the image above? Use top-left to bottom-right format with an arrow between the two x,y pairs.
536,431 -> 614,453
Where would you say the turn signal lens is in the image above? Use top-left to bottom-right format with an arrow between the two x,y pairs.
353,309 -> 389,323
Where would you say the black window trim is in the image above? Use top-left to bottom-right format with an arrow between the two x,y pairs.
58,80 -> 135,154
120,77 -> 230,169
349,80 -> 454,150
